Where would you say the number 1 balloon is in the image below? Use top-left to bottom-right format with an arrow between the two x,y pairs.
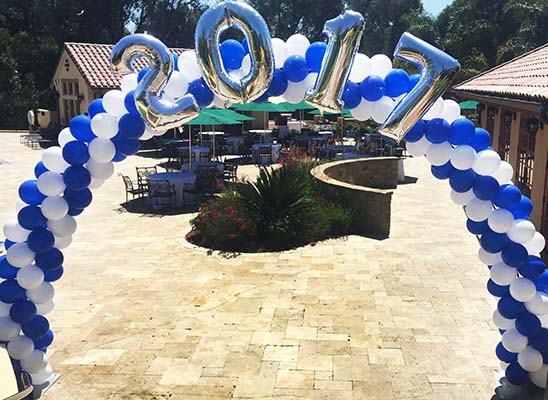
110,33 -> 200,131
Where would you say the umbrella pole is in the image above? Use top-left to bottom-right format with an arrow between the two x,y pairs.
213,124 -> 216,159
188,125 -> 192,171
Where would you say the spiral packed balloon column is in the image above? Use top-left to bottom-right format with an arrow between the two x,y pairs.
0,0 -> 546,389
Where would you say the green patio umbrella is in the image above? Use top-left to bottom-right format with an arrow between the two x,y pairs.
308,109 -> 353,118
206,106 -> 255,122
280,100 -> 315,110
459,100 -> 479,110
232,102 -> 295,128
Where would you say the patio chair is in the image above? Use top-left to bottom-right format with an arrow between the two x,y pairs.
135,166 -> 157,191
148,179 -> 177,210
118,173 -> 147,210
183,166 -> 216,206
257,145 -> 273,165
0,345 -> 34,400
223,162 -> 239,185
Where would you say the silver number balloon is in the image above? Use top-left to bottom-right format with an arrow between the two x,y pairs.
305,11 -> 365,113
111,33 -> 200,131
195,1 -> 274,104
381,32 -> 460,142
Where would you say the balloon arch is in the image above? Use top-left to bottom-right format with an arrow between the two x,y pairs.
1,0 -> 548,390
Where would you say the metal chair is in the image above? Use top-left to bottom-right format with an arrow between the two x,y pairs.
147,179 -> 177,210
183,166 -> 216,206
119,173 -> 147,210
257,145 -> 273,165
223,162 -> 239,185
135,166 -> 157,191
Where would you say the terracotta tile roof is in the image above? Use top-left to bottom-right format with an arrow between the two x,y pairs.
63,42 -> 190,90
453,43 -> 548,103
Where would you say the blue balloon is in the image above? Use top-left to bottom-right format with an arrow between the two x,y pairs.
19,180 -> 45,206
360,75 -> 385,101
498,295 -> 525,319
407,74 -> 420,92
530,329 -> 548,353
473,175 -> 500,201
519,256 -> 546,279
494,185 -> 521,210
112,151 -> 127,163
267,69 -> 288,97
18,206 -> 46,230
35,248 -> 63,271
9,300 -> 36,324
64,188 -> 92,210
450,118 -> 475,146
68,207 -> 84,217
480,230 -> 509,253
69,115 -> 95,143
516,312 -> 541,338
505,363 -> 529,385
384,69 -> 410,98
34,162 -> 48,178
341,82 -> 361,110
43,265 -> 64,282
305,42 -> 327,73
62,141 -> 89,166
488,279 -> 510,297
0,280 -> 25,303
496,342 -> 517,363
0,256 -> 17,279
22,315 -> 50,340
4,240 -> 14,250
119,113 -> 145,139
404,120 -> 426,143
27,227 -> 55,254
254,92 -> 268,104
137,67 -> 149,82
112,133 -> 141,156
283,55 -> 309,83
425,118 -> 450,144
63,166 -> 91,190
449,169 -> 477,193
534,271 -> 548,294
88,99 -> 106,118
241,37 -> 249,54
431,161 -> 455,180
220,39 -> 246,71
502,242 -> 528,267
511,196 -> 533,219
188,78 -> 214,107
172,53 -> 179,71
467,219 -> 489,235
469,128 -> 491,151
33,329 -> 54,349
124,90 -> 139,116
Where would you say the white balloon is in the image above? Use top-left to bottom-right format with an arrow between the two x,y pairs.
510,278 -> 537,302
163,71 -> 189,100
518,346 -> 543,372
508,220 -> 536,244
423,97 -> 445,120
54,235 -> 72,250
58,127 -> 76,147
370,54 -> 392,77
120,73 -> 138,93
490,262 -> 517,286
88,177 -> 105,189
30,364 -> 53,386
37,171 -> 66,197
492,161 -> 514,185
0,317 -> 21,341
36,300 -> 54,315
524,232 -> 546,254
102,90 -> 127,118
441,99 -> 461,123
479,248 -> 502,265
370,97 -> 395,124
6,243 -> 35,267
8,336 -> 34,360
17,265 -> 44,290
530,364 -> 548,388
349,53 -> 371,83
425,142 -> 452,166
473,150 -> 501,176
3,218 -> 30,243
0,302 -> 10,317
526,293 -> 548,316
493,310 -> 515,330
228,68 -> 246,81
88,138 -> 115,163
27,282 -> 54,305
91,113 -> 118,139
502,329 -> 528,353
450,145 -> 476,170
178,50 -> 202,81
41,196 -> 69,221
488,208 -> 514,233
48,215 -> 77,238
286,34 -> 310,57
42,147 -> 69,173
406,136 -> 430,157
465,198 -> 493,222
283,73 -> 317,104
351,99 -> 374,121
450,189 -> 475,206
85,159 -> 114,180
21,350 -> 48,374
241,55 -> 251,75
271,38 -> 289,68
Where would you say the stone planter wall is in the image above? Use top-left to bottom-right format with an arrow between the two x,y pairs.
310,157 -> 399,237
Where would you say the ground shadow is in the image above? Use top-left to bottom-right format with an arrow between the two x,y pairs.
491,378 -> 545,399
398,176 -> 419,185
115,198 -> 198,216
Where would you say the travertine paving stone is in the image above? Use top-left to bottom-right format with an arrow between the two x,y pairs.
0,132 -> 501,399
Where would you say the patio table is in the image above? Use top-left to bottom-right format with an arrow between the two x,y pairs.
147,172 -> 195,209
177,146 -> 211,162
180,161 -> 224,175
252,143 -> 282,164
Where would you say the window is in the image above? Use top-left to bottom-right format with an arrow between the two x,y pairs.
63,99 -> 69,123
62,82 -> 67,95
74,82 -> 79,95
68,83 -> 73,95
498,111 -> 513,162
516,112 -> 536,197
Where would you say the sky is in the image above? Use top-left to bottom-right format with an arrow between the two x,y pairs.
423,0 -> 455,15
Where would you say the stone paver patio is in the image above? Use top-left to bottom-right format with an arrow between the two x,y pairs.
0,132 -> 501,399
